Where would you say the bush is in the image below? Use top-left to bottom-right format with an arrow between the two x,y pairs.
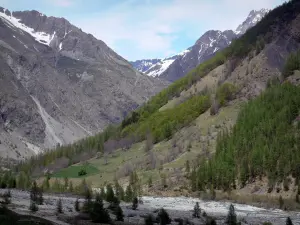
216,83 -> 237,106
282,51 -> 300,78
78,169 -> 87,176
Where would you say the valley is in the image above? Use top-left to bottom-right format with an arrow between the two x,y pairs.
1,0 -> 300,224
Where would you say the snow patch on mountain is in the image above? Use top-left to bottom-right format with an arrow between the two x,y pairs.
147,59 -> 175,77
0,10 -> 54,46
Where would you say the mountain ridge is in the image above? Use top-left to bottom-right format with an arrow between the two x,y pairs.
132,9 -> 269,81
0,6 -> 167,159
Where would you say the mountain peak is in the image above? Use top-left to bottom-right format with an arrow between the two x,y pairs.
235,8 -> 269,35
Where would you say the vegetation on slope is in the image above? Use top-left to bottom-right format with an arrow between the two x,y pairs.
283,50 -> 300,78
7,0 -> 300,195
122,94 -> 211,142
191,83 -> 300,192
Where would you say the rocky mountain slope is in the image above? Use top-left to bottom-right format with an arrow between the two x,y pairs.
132,9 -> 269,82
0,7 -> 167,159
9,0 -> 300,211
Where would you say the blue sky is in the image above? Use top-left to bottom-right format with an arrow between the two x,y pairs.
0,0 -> 285,61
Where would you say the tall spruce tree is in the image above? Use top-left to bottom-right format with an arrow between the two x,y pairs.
225,204 -> 237,225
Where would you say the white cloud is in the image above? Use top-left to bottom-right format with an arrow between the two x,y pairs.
72,0 -> 285,60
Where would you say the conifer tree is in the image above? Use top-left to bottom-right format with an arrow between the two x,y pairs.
132,196 -> 138,210
125,185 -> 133,202
106,184 -> 115,202
158,208 -> 171,225
286,217 -> 294,225
75,198 -> 80,212
57,198 -> 63,214
145,214 -> 154,225
90,194 -> 111,223
193,202 -> 201,218
225,204 -> 237,225
115,205 -> 124,221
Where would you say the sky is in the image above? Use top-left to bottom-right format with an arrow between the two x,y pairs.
0,0 -> 286,61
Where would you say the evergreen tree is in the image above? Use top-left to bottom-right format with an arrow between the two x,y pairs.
57,198 -> 63,214
132,196 -> 138,210
75,198 -> 80,212
225,204 -> 237,225
279,196 -> 284,209
158,208 -> 171,225
148,176 -> 153,188
29,200 -> 38,212
100,187 -> 106,199
145,214 -> 154,225
115,205 -> 124,221
3,190 -> 11,205
185,160 -> 190,174
193,202 -> 201,218
30,181 -> 39,203
69,181 -> 74,192
90,195 -> 111,223
286,217 -> 293,225
106,184 -> 115,202
125,185 -> 133,202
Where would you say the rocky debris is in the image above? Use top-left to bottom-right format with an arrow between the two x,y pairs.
1,189 -> 300,225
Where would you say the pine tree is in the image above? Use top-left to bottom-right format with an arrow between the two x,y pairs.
115,205 -> 124,221
286,217 -> 293,225
185,160 -> 190,174
106,184 -> 115,202
29,200 -> 38,212
148,176 -> 153,188
69,181 -> 74,192
193,202 -> 201,218
75,198 -> 80,212
125,185 -> 133,202
158,208 -> 171,225
90,195 -> 111,223
100,186 -> 106,199
30,181 -> 39,203
279,195 -> 284,209
132,196 -> 138,210
225,204 -> 237,225
145,214 -> 154,225
57,198 -> 63,214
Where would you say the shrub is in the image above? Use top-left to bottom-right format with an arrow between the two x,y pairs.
216,83 -> 237,106
78,169 -> 87,176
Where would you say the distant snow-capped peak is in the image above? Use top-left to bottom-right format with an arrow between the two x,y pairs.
235,9 -> 269,35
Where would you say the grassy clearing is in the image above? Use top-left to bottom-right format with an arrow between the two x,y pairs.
52,163 -> 99,178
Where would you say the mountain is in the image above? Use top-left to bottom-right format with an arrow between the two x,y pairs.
132,9 -> 269,82
235,9 -> 270,35
0,7 -> 167,159
10,0 -> 300,209
130,50 -> 189,77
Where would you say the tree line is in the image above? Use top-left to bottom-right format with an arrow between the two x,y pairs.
191,83 -> 300,195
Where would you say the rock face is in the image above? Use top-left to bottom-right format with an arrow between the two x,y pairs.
132,9 -> 269,82
0,7 -> 168,159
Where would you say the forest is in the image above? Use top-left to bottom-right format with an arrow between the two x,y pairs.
191,83 -> 300,192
